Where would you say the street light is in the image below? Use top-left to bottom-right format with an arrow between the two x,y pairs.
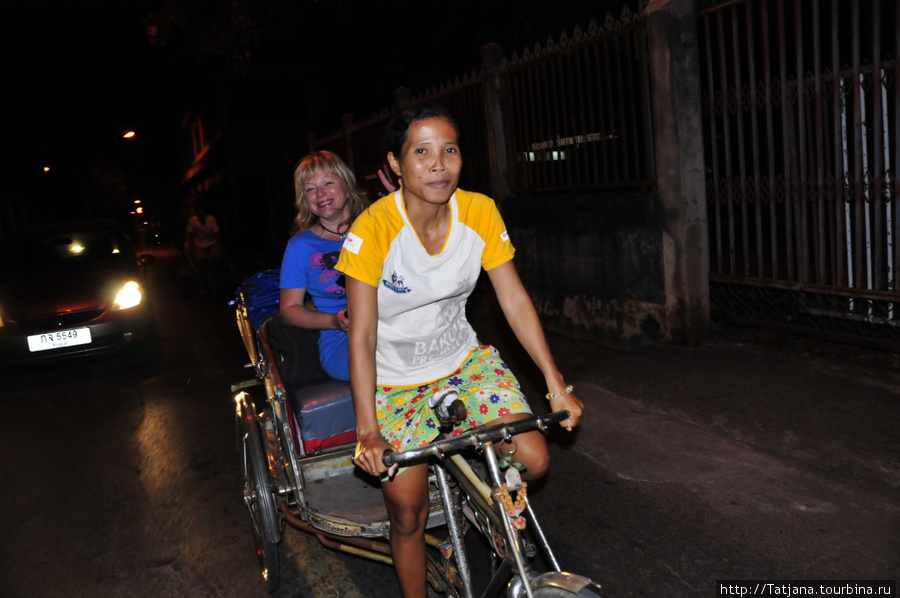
123,131 -> 136,139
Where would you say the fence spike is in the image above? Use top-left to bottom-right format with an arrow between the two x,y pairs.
572,24 -> 584,44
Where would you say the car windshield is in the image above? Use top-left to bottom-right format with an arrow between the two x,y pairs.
0,226 -> 135,280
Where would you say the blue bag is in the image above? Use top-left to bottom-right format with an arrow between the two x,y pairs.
237,268 -> 281,332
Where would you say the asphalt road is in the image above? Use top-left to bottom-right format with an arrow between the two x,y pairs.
1,245 -> 897,597
1,247 -> 267,597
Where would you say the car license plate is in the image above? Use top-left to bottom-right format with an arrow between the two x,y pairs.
27,328 -> 92,352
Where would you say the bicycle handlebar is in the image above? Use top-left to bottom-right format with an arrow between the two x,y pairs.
381,411 -> 571,467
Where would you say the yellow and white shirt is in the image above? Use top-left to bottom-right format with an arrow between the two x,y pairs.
336,189 -> 514,386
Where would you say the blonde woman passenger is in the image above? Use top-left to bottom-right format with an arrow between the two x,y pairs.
279,151 -> 378,380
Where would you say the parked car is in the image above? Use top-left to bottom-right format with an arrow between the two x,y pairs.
0,220 -> 158,371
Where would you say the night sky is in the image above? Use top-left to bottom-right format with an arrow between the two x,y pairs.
1,0 -> 619,222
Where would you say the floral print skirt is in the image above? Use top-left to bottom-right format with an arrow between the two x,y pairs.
376,345 -> 533,457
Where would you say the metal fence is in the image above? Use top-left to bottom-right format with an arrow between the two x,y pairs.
312,3 -> 654,200
501,9 -> 655,195
310,0 -> 900,349
313,74 -> 492,202
698,0 -> 899,349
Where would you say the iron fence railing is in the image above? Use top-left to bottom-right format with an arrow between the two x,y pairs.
501,10 -> 655,195
699,0 -> 899,347
311,3 -> 654,199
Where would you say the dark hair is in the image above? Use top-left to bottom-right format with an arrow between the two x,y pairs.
384,103 -> 461,157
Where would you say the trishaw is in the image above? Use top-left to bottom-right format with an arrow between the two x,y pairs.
230,270 -> 604,597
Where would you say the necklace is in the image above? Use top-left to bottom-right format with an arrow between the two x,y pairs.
319,222 -> 348,240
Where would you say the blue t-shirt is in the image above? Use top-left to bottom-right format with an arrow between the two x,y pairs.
280,229 -> 348,380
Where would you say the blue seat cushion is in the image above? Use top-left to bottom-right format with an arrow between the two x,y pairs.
286,379 -> 357,453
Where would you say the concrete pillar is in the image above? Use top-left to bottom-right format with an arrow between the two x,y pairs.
645,0 -> 710,345
480,43 -> 509,202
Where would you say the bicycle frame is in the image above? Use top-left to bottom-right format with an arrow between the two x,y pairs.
441,446 -> 546,598
384,412 -> 602,598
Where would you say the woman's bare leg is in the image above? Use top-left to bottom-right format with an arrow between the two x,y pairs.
381,463 -> 430,597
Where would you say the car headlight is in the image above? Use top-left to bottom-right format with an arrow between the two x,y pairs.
112,281 -> 143,310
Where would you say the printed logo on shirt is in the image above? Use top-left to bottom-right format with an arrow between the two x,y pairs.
390,300 -> 469,367
500,230 -> 510,242
382,271 -> 411,294
309,250 -> 345,298
342,232 -> 363,254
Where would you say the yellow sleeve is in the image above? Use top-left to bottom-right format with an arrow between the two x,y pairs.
336,196 -> 403,287
456,189 -> 515,271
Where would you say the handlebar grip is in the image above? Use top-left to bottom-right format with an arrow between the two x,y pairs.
352,450 -> 400,470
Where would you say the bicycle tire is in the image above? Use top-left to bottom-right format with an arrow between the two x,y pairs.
241,402 -> 281,592
249,513 -> 280,594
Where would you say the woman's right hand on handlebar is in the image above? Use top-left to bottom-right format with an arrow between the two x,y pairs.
354,433 -> 397,478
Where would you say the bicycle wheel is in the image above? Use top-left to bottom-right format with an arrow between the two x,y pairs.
241,406 -> 281,592
249,513 -> 280,593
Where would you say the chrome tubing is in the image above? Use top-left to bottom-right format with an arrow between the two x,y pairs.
434,464 -> 474,598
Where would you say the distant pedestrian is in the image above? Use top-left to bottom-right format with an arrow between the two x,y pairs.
184,200 -> 223,297
184,200 -> 221,270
